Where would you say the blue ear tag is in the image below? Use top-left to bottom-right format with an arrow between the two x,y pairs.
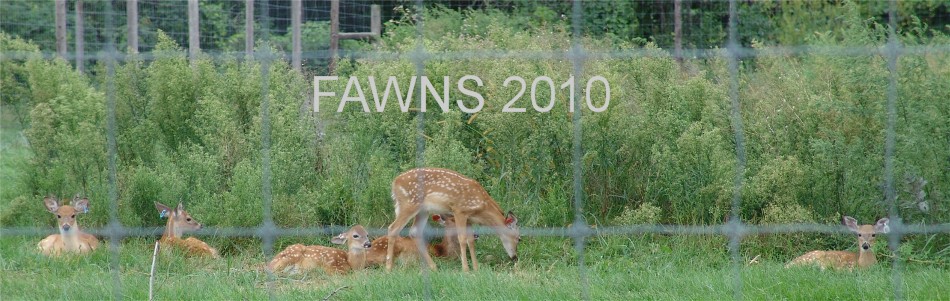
160,210 -> 169,219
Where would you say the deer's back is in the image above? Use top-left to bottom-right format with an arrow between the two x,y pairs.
392,168 -> 493,212
788,250 -> 857,269
368,236 -> 420,265
160,236 -> 219,258
268,244 -> 350,274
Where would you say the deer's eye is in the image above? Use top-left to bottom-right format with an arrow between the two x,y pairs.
57,215 -> 61,218
352,234 -> 359,238
871,234 -> 876,237
71,215 -> 75,218
186,218 -> 192,222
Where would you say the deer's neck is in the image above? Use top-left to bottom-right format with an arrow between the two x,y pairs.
471,204 -> 505,227
471,205 -> 514,241
347,248 -> 369,269
857,249 -> 877,267
467,190 -> 501,222
60,226 -> 81,249
162,218 -> 182,240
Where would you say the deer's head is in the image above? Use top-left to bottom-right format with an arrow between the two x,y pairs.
155,201 -> 203,237
44,196 -> 90,233
843,216 -> 889,252
330,225 -> 373,251
500,211 -> 520,261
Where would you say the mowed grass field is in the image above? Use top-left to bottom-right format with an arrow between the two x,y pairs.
1,235 -> 949,300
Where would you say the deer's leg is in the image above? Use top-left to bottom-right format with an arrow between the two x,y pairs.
411,213 -> 438,270
467,231 -> 478,271
454,213 -> 471,272
385,205 -> 418,272
38,235 -> 53,255
267,252 -> 295,273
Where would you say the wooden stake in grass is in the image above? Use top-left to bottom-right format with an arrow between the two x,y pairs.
149,241 -> 160,301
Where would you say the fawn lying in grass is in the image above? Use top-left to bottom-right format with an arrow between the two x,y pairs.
38,196 -> 99,256
155,202 -> 220,258
786,216 -> 890,269
266,225 -> 373,274
429,214 -> 478,259
361,235 -> 420,267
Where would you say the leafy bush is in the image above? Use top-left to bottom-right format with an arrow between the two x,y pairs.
0,32 -> 39,126
614,202 -> 662,225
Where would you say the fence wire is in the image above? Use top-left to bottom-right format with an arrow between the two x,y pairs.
570,0 -> 590,299
411,0 -> 433,299
2,0 -> 949,300
726,0 -> 744,298
884,1 -> 904,298
102,0 -> 122,298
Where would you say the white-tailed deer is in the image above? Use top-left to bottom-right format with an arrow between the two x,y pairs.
786,216 -> 890,269
38,196 -> 99,256
155,202 -> 220,258
429,214 -> 478,258
385,168 -> 520,272
363,235 -> 421,267
266,225 -> 373,274
343,219 -> 471,267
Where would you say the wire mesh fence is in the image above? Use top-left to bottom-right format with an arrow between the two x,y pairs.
2,0 -> 949,300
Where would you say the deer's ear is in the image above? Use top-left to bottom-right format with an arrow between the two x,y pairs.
155,202 -> 172,218
44,196 -> 60,213
176,202 -> 185,214
842,216 -> 859,232
505,211 -> 518,227
72,198 -> 90,214
330,233 -> 346,245
874,218 -> 890,234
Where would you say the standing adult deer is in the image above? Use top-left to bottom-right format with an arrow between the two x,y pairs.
786,216 -> 890,269
38,196 -> 99,256
266,225 -> 373,274
385,168 -> 520,272
429,214 -> 478,258
155,202 -> 220,258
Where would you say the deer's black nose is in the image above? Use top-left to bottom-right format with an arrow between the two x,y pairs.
363,241 -> 372,249
62,224 -> 71,231
862,243 -> 870,250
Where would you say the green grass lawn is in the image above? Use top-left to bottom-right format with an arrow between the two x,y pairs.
1,235 -> 947,300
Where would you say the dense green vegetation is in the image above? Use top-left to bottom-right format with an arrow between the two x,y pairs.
3,0 -> 949,257
1,2 -> 949,300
